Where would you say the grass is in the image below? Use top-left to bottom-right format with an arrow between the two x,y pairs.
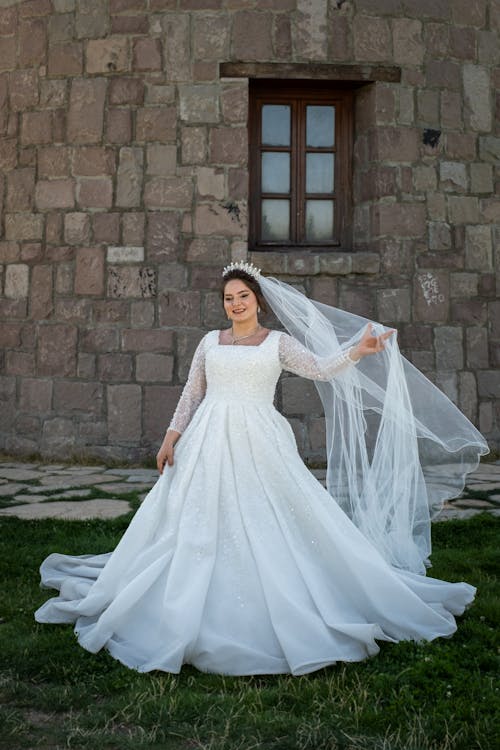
0,513 -> 498,750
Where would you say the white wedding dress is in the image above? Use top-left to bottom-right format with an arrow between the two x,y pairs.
35,330 -> 475,675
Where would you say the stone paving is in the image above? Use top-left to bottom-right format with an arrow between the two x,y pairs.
0,459 -> 499,522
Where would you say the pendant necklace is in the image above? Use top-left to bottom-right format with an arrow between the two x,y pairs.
230,324 -> 261,345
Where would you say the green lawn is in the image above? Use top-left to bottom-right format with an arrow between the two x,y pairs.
0,512 -> 498,750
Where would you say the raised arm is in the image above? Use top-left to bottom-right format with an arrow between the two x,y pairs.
278,333 -> 359,382
157,334 -> 207,472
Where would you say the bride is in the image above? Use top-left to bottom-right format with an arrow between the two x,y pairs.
35,262 -> 488,675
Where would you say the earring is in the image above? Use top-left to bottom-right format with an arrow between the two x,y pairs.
257,306 -> 261,313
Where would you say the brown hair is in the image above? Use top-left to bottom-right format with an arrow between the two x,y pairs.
221,270 -> 268,313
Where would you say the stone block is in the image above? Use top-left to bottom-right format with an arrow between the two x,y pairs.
220,84 -> 248,126
81,328 -> 119,353
417,90 -> 439,126
451,0 -> 487,26
67,78 -> 107,144
136,107 -> 176,142
77,178 -> 113,209
122,213 -> 145,245
40,79 -> 68,109
5,214 -> 44,241
186,237 -> 229,264
448,196 -> 480,225
459,371 -> 478,424
19,0 -> 52,17
197,167 -> 225,200
209,127 -> 247,165
35,180 -> 75,211
5,350 -> 35,377
122,329 -> 173,353
440,91 -> 462,130
477,371 -> 500,399
194,201 -> 247,237
145,84 -> 175,105
21,112 -> 52,145
471,164 -> 494,194
144,385 -> 182,443
54,380 -> 102,414
162,13 -> 190,82
193,14 -> 228,59
146,145 -> 176,176
55,262 -> 74,294
0,323 -> 21,348
478,30 -> 499,64
93,213 -> 120,244
425,60 -> 460,89
111,14 -> 149,34
19,378 -> 52,413
49,12 -> 74,42
107,246 -> 144,263
86,37 -> 128,75
445,133 -> 477,161
374,127 -> 419,162
450,272 -> 478,298
181,126 -> 207,164
0,6 -> 16,35
109,77 -> 144,105
18,18 -> 46,67
107,266 -> 156,298
45,214 -> 63,244
353,15 -> 391,62
116,147 -> 143,208
144,177 -> 192,209
106,108 -> 132,143
0,137 -> 17,171
282,377 -> 323,416
130,300 -> 154,328
93,300 -> 129,324
435,326 -> 463,370
374,203 -> 425,238
38,147 -> 71,178
136,353 -> 174,382
435,371 -> 458,404
451,300 -> 487,325
0,37 -> 15,72
40,417 -> 76,457
159,290 -> 201,327
479,136 -> 500,163
0,242 -> 20,263
428,222 -> 451,251
72,147 -> 114,176
48,41 -> 83,76
376,288 -> 411,323
6,169 -> 35,211
393,18 -> 423,65
463,64 -> 492,132
466,326 -> 489,370
232,10 -> 273,60
179,84 -> 219,124
98,353 -> 133,382
146,212 -> 179,262
75,0 -> 108,39
64,212 -> 91,245
133,38 -> 162,71
30,265 -> 52,319
9,70 -> 39,112
37,324 -> 77,376
465,225 -> 492,271
414,270 -> 449,323
75,247 -> 105,296
5,264 -> 29,299
108,384 -> 142,442
54,298 -> 90,322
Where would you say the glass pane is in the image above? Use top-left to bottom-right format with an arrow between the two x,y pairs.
306,153 -> 334,194
306,106 -> 335,147
262,105 -> 291,146
262,199 -> 290,241
262,153 -> 290,193
306,200 -> 334,241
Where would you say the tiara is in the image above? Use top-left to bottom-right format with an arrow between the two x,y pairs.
222,261 -> 261,280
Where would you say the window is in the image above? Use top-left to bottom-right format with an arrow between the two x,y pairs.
249,81 -> 353,252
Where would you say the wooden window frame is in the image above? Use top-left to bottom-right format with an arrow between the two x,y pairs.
249,80 -> 354,252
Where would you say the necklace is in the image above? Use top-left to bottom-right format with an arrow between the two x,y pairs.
230,324 -> 261,345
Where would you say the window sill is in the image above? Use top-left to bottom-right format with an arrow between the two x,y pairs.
248,250 -> 380,276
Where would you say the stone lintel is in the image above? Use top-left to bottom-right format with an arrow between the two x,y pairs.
220,62 -> 401,84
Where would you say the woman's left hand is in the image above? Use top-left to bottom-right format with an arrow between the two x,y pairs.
351,325 -> 395,360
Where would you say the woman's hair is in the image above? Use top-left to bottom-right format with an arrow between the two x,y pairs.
221,269 -> 268,313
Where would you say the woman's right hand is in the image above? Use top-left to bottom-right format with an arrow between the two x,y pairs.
156,430 -> 180,474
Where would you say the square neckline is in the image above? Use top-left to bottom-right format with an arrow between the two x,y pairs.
216,329 -> 275,348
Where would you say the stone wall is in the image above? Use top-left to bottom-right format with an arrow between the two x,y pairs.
0,0 -> 498,462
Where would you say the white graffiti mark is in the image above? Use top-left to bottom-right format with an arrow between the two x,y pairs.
418,272 -> 445,306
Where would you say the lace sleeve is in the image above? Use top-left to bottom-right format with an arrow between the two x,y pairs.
167,335 -> 207,434
279,333 -> 358,382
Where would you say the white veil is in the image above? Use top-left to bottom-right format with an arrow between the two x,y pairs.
259,275 -> 489,575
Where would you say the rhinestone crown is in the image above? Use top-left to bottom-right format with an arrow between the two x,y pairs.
222,261 -> 261,280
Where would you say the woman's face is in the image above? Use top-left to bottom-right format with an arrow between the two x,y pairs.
223,279 -> 258,325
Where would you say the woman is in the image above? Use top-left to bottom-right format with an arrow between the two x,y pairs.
35,263 -> 487,675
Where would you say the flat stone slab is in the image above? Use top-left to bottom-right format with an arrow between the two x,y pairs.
0,468 -> 45,481
0,483 -> 31,497
99,482 -> 155,494
10,494 -> 49,504
0,499 -> 131,520
38,473 -> 121,488
464,482 -> 499,492
46,488 -> 93,500
453,498 -> 495,509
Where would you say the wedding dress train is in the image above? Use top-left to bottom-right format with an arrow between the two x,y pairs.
35,330 -> 475,675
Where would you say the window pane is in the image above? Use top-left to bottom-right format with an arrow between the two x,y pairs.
262,152 -> 290,193
306,200 -> 334,241
306,106 -> 335,147
262,199 -> 290,241
306,153 -> 334,194
262,105 -> 291,146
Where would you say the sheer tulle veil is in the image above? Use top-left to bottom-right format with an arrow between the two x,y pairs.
259,274 -> 489,575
